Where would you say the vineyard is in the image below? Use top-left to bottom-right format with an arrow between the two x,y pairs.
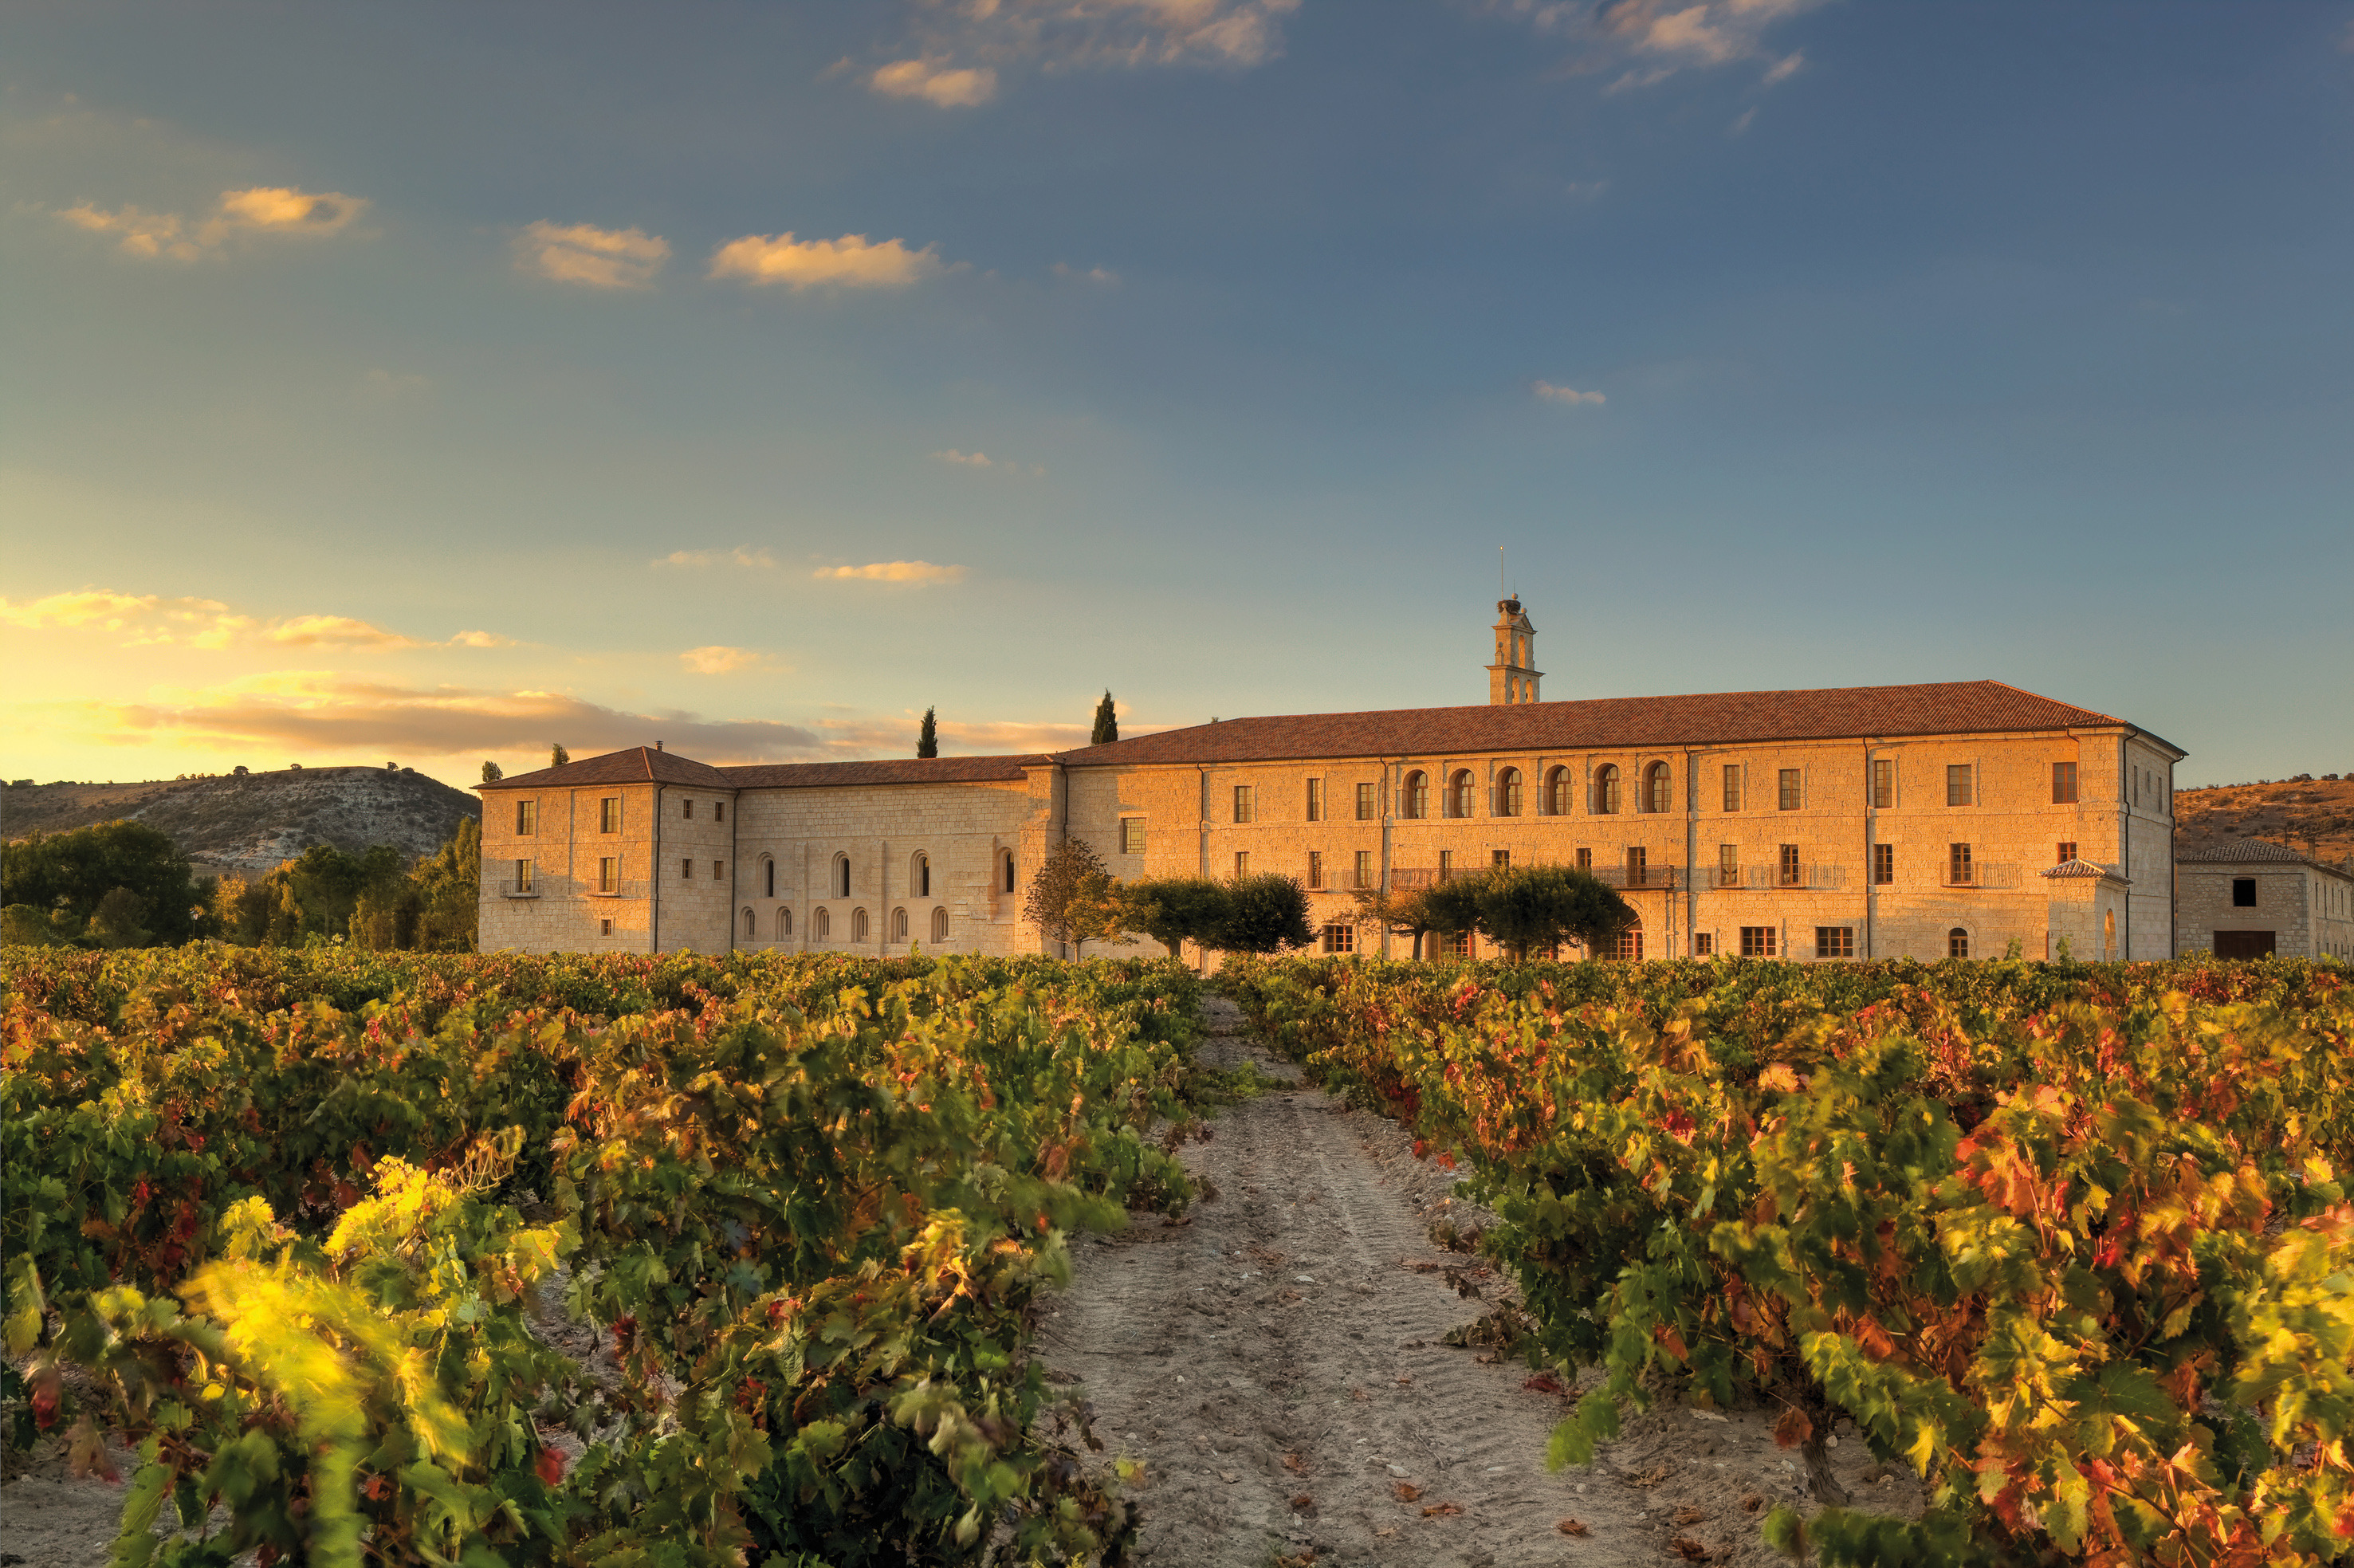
1224,953 -> 2354,1566
2,946 -> 1206,1566
6,947 -> 2352,1566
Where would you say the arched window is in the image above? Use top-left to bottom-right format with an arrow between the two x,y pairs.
834,855 -> 851,898
1546,766 -> 1572,816
743,907 -> 756,937
1592,764 -> 1621,815
1448,769 -> 1475,819
1003,851 -> 1016,894
1947,927 -> 1970,959
779,907 -> 793,937
931,907 -> 949,943
893,906 -> 909,941
914,853 -> 931,897
814,907 -> 831,939
762,857 -> 775,898
1498,768 -> 1523,818
1644,761 -> 1672,815
852,907 -> 870,942
1401,771 -> 1429,819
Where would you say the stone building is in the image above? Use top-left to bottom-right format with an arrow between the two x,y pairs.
2174,839 -> 2354,961
477,598 -> 2186,962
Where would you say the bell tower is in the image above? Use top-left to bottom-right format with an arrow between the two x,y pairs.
1487,597 -> 1541,705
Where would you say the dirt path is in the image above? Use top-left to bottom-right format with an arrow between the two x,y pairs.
1037,996 -> 1923,1567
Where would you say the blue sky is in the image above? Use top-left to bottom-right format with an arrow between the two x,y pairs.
3,0 -> 2349,789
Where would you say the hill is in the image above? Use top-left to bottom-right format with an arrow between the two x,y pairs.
2174,772 -> 2354,869
1,766 -> 481,874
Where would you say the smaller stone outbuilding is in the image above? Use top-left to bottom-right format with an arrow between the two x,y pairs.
2175,839 -> 2354,961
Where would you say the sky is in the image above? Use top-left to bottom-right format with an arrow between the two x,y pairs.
3,0 -> 2350,792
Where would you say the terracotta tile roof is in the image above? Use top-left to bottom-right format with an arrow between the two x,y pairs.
1053,681 -> 2155,768
477,746 -> 736,792
2177,838 -> 2342,870
719,756 -> 1047,788
2041,859 -> 2128,881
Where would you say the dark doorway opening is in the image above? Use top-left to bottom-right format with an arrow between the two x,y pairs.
2214,930 -> 2275,959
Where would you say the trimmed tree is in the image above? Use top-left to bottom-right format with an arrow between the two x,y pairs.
1351,885 -> 1436,961
1473,863 -> 1636,961
1024,838 -> 1122,958
1118,876 -> 1232,958
1090,690 -> 1118,745
917,707 -> 938,758
1211,874 -> 1314,954
1419,872 -> 1487,957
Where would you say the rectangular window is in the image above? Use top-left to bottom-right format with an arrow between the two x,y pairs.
713,859 -> 725,881
1442,931 -> 1471,957
1121,817 -> 1146,855
1872,759 -> 1893,811
1575,847 -> 1592,872
715,801 -> 725,823
1321,922 -> 1355,954
684,799 -> 694,819
1440,849 -> 1456,881
598,856 -> 618,894
2232,878 -> 2257,908
682,859 -> 693,879
599,918 -> 613,937
1815,926 -> 1855,959
1356,781 -> 1377,821
1233,784 -> 1255,823
1626,846 -> 1646,886
1306,778 -> 1322,822
514,858 -> 533,894
2052,761 -> 2077,804
1722,764 -> 1742,812
516,800 -> 536,835
1947,764 -> 1973,807
1234,851 -> 1250,878
1613,928 -> 1644,961
1718,843 -> 1739,888
1307,851 -> 1324,889
1873,843 -> 1893,885
1949,843 -> 1974,885
1694,932 -> 1715,956
2056,841 -> 2077,865
1356,850 -> 1376,889
599,796 -> 620,833
1779,844 -> 1800,886
1778,769 -> 1802,811
1739,925 -> 1777,957
1492,849 -> 1511,870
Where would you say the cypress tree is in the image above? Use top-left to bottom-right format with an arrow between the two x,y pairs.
550,744 -> 569,768
1090,690 -> 1118,745
481,760 -> 503,784
917,707 -> 938,758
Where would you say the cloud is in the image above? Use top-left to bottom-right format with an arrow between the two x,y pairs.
1533,381 -> 1605,405
680,646 -> 770,674
513,220 -> 670,289
1052,261 -> 1120,285
1494,0 -> 1822,87
1761,49 -> 1804,86
1728,106 -> 1757,135
897,0 -> 1299,73
871,57 -> 1000,106
932,450 -> 1045,476
708,232 -> 949,290
53,185 -> 368,260
0,590 -> 507,650
66,671 -> 830,763
653,546 -> 779,568
812,560 -> 966,584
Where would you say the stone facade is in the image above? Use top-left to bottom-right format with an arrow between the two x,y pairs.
479,603 -> 2188,963
2175,841 -> 2354,961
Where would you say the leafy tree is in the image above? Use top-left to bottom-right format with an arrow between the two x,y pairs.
481,760 -> 504,784
1090,690 -> 1118,746
0,904 -> 67,945
1210,874 -> 1313,954
0,820 -> 204,945
87,886 -> 151,949
1419,872 -> 1487,953
917,706 -> 938,759
1473,863 -> 1635,961
410,816 -> 480,951
213,875 -> 275,945
550,744 -> 570,768
1117,876 -> 1231,958
1351,885 -> 1436,960
1023,839 -> 1122,958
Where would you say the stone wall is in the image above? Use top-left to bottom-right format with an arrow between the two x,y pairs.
2176,859 -> 2354,961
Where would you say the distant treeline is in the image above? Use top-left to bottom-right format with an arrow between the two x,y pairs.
0,819 -> 479,951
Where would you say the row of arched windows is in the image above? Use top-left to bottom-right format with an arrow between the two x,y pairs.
739,904 -> 954,944
757,848 -> 1003,901
1396,761 -> 1675,820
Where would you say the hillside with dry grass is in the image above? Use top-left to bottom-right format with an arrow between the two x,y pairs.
1,766 -> 479,874
2175,772 -> 2354,869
